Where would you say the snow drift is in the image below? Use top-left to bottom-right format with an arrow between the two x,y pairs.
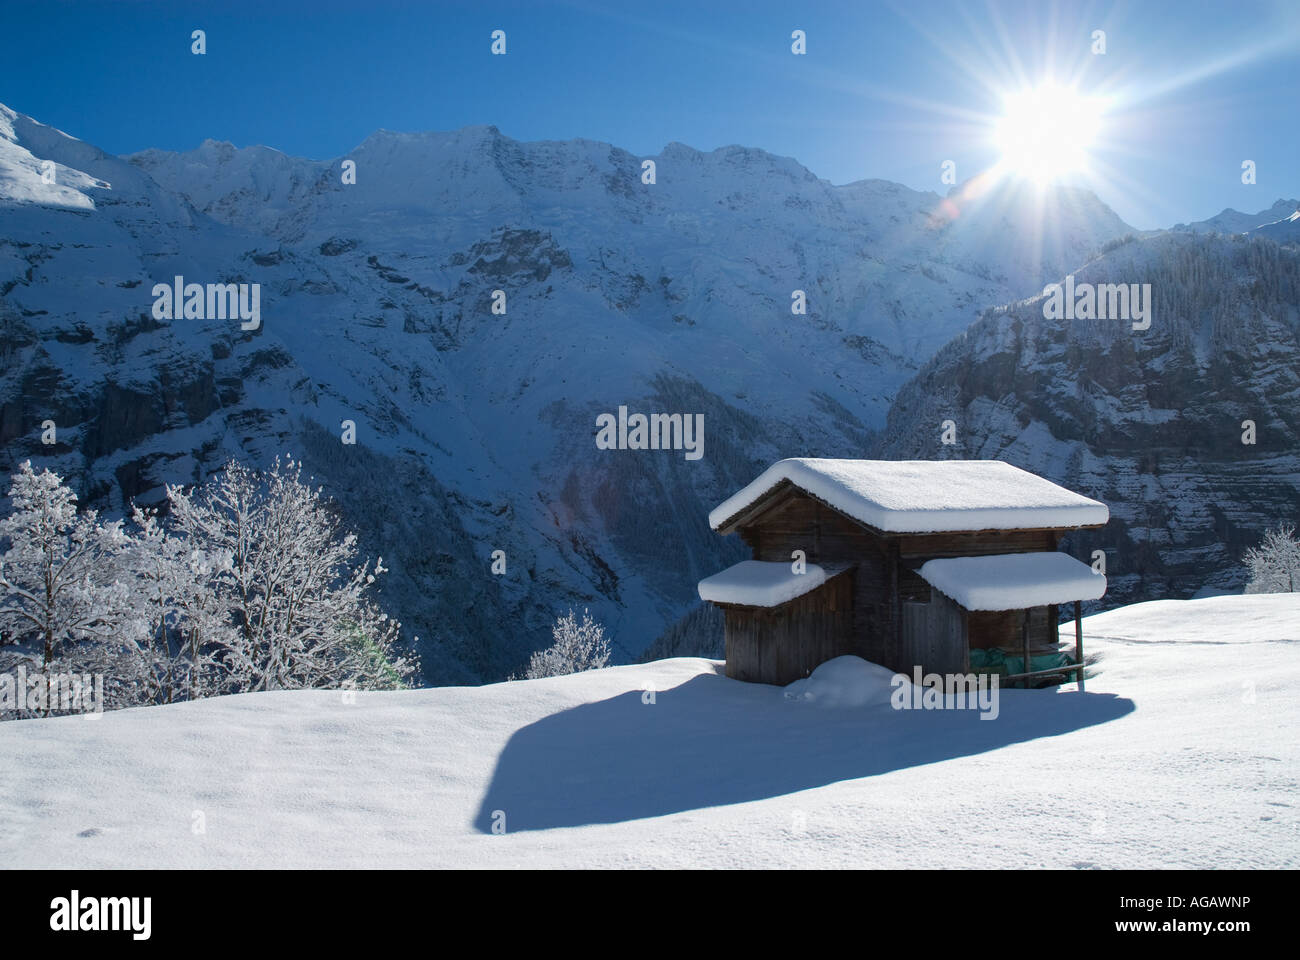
1,594 -> 1296,868
782,655 -> 903,708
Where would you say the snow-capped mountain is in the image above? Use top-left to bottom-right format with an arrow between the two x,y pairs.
1170,198 -> 1300,237
0,100 -> 1192,682
877,231 -> 1300,604
1256,208 -> 1300,244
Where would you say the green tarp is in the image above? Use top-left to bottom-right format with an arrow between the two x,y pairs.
969,647 -> 1072,678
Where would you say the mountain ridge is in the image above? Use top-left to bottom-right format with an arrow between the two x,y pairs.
5,100 -> 1290,681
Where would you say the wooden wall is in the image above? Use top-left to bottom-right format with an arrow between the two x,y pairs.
896,528 -> 1060,561
733,488 -> 1068,672
738,491 -> 897,668
900,591 -> 968,675
967,604 -> 1058,652
722,570 -> 855,685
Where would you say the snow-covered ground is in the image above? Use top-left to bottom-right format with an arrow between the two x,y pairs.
2,594 -> 1297,868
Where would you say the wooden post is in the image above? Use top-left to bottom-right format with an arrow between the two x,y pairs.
889,543 -> 901,670
1021,609 -> 1030,690
1074,599 -> 1085,693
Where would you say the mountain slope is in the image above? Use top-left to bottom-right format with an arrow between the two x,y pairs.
877,231 -> 1300,602
1256,209 -> 1300,244
1,102 -> 1136,681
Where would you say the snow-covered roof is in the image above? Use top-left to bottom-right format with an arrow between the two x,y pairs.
918,552 -> 1105,611
709,459 -> 1108,534
697,560 -> 849,608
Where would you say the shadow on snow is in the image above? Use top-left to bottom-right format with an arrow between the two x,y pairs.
473,669 -> 1134,832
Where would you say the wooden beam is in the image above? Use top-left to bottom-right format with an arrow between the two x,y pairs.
890,541 -> 901,669
998,663 -> 1086,683
1021,609 -> 1031,690
715,479 -> 798,534
717,481 -> 869,537
1075,599 -> 1085,693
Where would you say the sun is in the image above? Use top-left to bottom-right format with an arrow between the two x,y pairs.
993,84 -> 1106,184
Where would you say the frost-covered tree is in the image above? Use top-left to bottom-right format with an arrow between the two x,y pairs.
0,458 -> 417,720
1244,524 -> 1300,594
0,462 -> 135,676
524,608 -> 611,679
166,458 -> 418,691
124,506 -> 235,704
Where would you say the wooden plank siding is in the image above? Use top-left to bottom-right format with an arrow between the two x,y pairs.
738,494 -> 897,668
900,591 -> 968,676
728,488 -> 1074,674
967,604 -> 1059,653
896,528 -> 1061,560
721,569 -> 855,685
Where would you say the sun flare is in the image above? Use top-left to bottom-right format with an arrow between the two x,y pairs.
993,84 -> 1106,184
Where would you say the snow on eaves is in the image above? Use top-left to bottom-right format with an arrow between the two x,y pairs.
697,559 -> 848,607
709,458 -> 1109,534
918,551 -> 1105,611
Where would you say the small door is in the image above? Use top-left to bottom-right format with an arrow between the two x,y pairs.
900,591 -> 968,675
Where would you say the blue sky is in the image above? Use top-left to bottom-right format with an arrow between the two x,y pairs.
3,0 -> 1297,229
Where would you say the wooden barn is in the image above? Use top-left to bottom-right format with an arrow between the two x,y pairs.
697,459 -> 1108,686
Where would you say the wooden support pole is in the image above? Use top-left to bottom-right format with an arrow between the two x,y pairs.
890,542 -> 901,670
1021,609 -> 1031,690
1075,599 -> 1085,693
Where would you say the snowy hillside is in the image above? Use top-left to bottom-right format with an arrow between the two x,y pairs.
0,106 -> 105,210
878,231 -> 1300,603
0,102 -> 1134,681
1,593 -> 1295,869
